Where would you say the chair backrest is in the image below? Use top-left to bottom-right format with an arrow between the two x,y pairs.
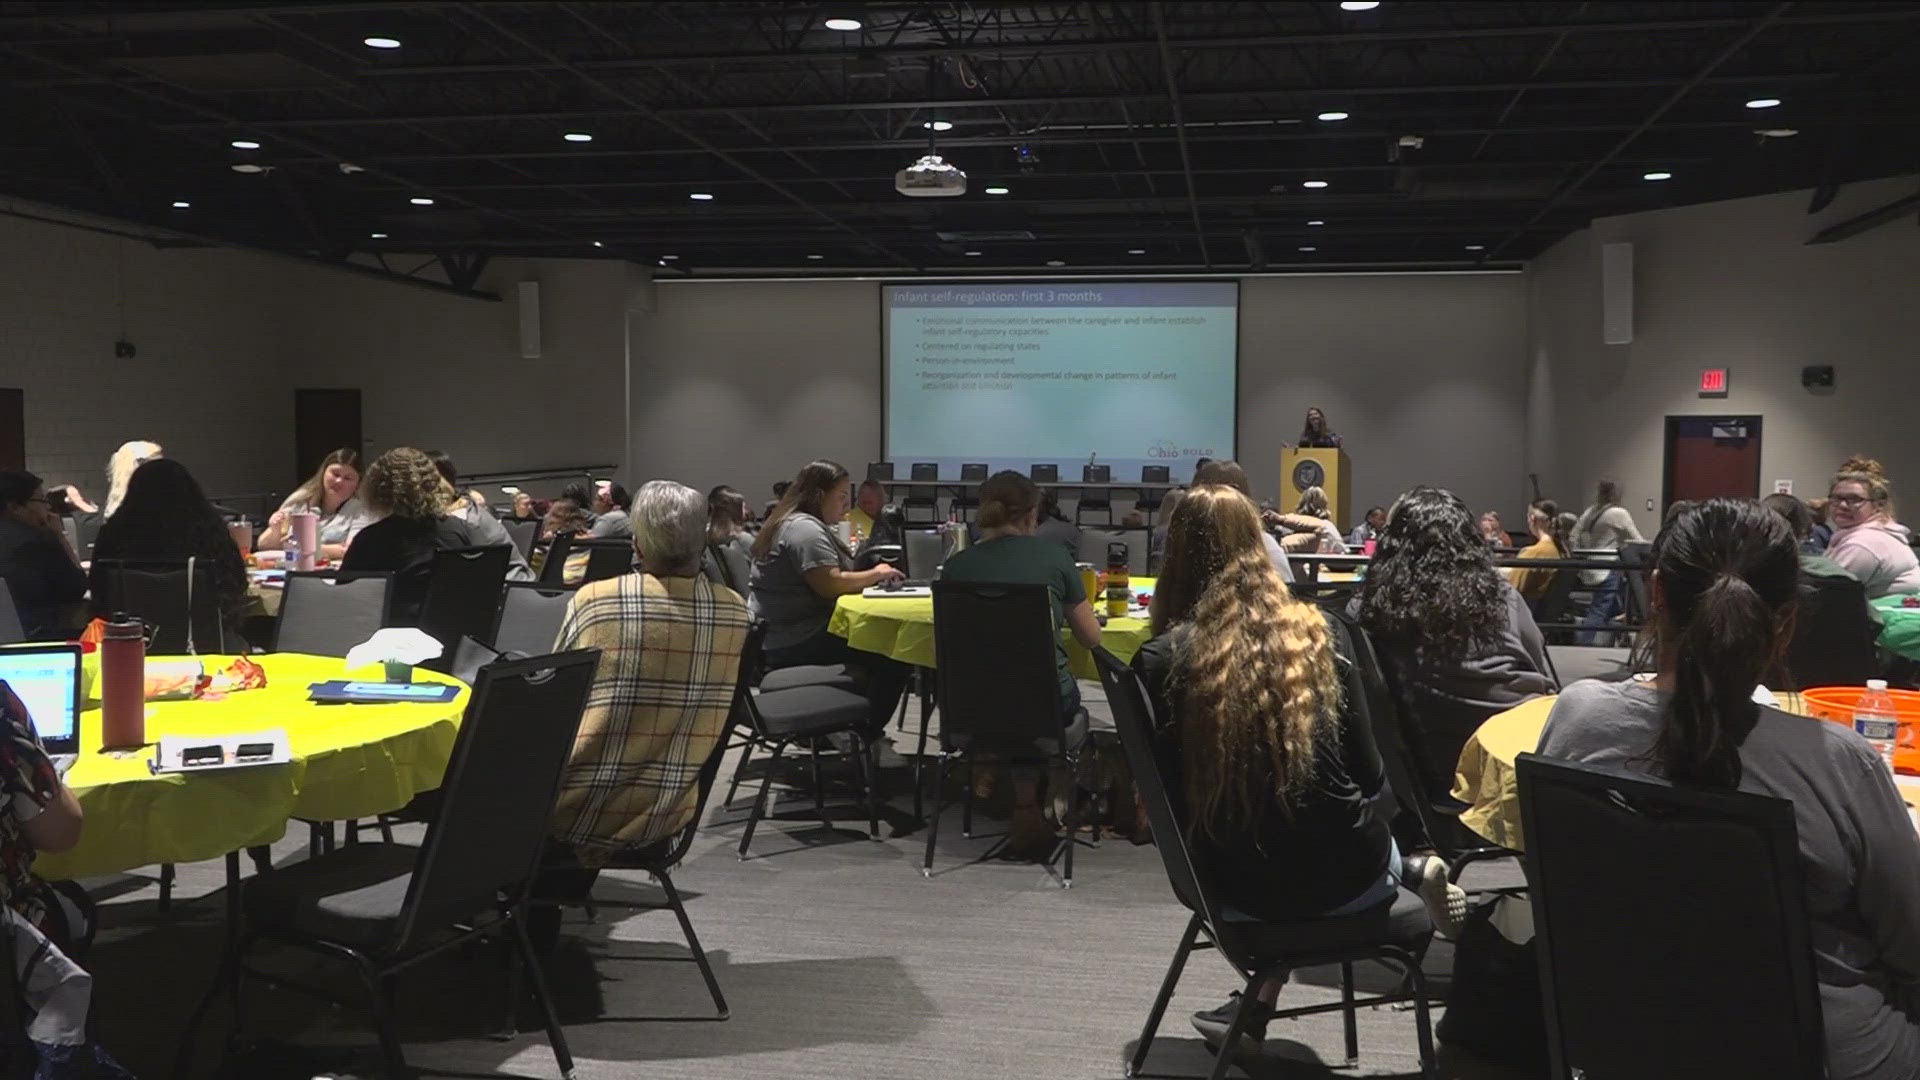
931,581 -> 1064,747
1141,465 -> 1171,484
903,529 -> 945,579
1775,572 -> 1883,689
638,622 -> 766,869
909,462 -> 939,482
491,581 -> 577,659
501,519 -> 538,561
0,580 -> 21,646
1532,560 -> 1581,635
418,545 -> 512,652
1516,753 -> 1823,1080
960,463 -> 988,481
276,571 -> 394,657
538,532 -> 577,586
577,539 -> 636,584
866,462 -> 894,482
1091,647 -> 1223,928
395,649 -> 601,949
448,634 -> 499,686
1030,463 -> 1059,483
92,559 -> 227,654
1083,463 -> 1111,484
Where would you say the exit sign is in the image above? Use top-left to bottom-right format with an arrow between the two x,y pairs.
1699,368 -> 1729,397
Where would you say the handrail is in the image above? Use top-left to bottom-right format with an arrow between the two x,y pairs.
464,464 -> 617,486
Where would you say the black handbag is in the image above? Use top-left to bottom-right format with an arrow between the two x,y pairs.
1436,895 -> 1549,1070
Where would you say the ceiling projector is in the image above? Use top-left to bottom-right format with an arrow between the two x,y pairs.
895,154 -> 967,197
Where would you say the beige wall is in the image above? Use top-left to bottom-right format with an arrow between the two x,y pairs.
629,274 -> 1533,522
1525,176 -> 1920,536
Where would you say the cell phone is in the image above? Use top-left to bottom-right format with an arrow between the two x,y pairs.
45,488 -> 73,516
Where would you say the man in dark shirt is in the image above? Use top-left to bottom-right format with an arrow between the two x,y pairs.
0,472 -> 87,639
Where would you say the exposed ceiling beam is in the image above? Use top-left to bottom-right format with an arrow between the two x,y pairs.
1805,188 -> 1920,244
1154,2 -> 1210,269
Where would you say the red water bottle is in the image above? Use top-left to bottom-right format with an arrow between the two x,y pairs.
101,614 -> 146,749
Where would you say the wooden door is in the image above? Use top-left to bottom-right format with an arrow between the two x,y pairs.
1663,415 -> 1762,514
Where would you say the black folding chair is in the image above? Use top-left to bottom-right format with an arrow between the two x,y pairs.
1076,463 -> 1113,525
275,571 -> 393,656
725,623 -> 882,859
951,463 -> 987,521
538,531 -> 580,586
1532,559 -> 1581,652
1516,754 -> 1823,1080
532,626 -> 762,1022
1092,648 -> 1438,1080
1774,571 -> 1884,689
0,580 -> 22,645
92,558 -> 232,654
1136,464 -> 1171,522
577,539 -> 638,584
502,519 -> 538,561
903,462 -> 941,524
921,581 -> 1091,885
177,650 -> 602,1080
417,544 -> 512,655
491,581 -> 577,660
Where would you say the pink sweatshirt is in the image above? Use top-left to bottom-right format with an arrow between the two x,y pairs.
1826,518 -> 1920,598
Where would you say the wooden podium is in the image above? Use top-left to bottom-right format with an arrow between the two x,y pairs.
1279,447 -> 1351,529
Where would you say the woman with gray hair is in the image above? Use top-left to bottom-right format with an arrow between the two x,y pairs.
533,479 -> 752,952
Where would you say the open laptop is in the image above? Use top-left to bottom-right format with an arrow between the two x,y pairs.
0,645 -> 82,775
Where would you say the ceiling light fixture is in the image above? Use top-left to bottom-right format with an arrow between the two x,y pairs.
1745,97 -> 1782,109
1316,111 -> 1350,122
807,254 -> 824,260
363,36 -> 401,49
1128,249 -> 1147,255
1643,171 -> 1673,181
1298,246 -> 1317,252
922,120 -> 953,132
661,254 -> 679,260
1339,1 -> 1382,9
170,200 -> 190,208
689,192 -> 714,201
1465,244 -> 1485,251
964,250 -> 983,256
1307,219 -> 1325,226
1046,260 -> 1066,267
1302,180 -> 1329,189
824,17 -> 863,31
370,232 -> 388,238
563,131 -> 593,142
592,241 -> 605,248
230,139 -> 260,150
1756,127 -> 1799,138
229,163 -> 268,174
984,186 -> 1009,195
409,196 -> 434,205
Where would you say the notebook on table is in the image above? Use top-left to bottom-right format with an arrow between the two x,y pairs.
0,645 -> 82,776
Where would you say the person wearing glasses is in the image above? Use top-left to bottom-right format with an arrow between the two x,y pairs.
0,471 -> 87,639
1826,469 -> 1920,598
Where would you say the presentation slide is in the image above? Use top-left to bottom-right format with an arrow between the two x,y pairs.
884,282 -> 1237,478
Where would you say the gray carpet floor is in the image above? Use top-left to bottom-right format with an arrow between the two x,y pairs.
79,685 -> 1539,1080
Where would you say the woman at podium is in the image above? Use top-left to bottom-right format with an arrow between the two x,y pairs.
1296,406 -> 1342,449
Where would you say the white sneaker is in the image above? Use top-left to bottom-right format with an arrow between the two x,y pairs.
1408,853 -> 1470,940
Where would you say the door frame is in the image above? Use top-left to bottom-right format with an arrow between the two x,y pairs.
1661,413 -> 1763,515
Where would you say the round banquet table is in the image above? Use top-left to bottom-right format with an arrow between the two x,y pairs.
829,577 -> 1157,678
244,583 -> 283,619
1452,689 -> 1920,853
36,653 -> 468,882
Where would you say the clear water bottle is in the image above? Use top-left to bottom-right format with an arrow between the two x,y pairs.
283,535 -> 301,574
1854,679 -> 1900,773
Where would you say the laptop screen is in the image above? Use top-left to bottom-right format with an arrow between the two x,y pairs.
0,646 -> 81,753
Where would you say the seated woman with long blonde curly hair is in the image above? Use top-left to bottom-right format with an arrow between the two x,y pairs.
1133,484 -> 1465,1056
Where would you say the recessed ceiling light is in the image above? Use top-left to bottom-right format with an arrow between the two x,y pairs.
964,250 -> 982,256
1046,260 -> 1066,267
363,36 -> 401,49
661,254 -> 679,260
1302,180 -> 1329,189
592,241 -> 604,248
370,232 -> 388,239
409,196 -> 434,205
807,254 -> 824,260
563,131 -> 593,143
1745,98 -> 1782,109
1756,127 -> 1799,138
230,163 -> 267,173
824,17 -> 863,31
1307,219 -> 1325,226
922,120 -> 954,132
1643,171 -> 1673,181
1298,246 -> 1317,252
689,192 -> 714,201
1128,249 -> 1147,255
1316,111 -> 1350,122
984,186 -> 1010,195
230,139 -> 260,150
1465,244 -> 1485,251
170,200 -> 190,208
1339,1 -> 1381,9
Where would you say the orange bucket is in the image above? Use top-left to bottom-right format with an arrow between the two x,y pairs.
1798,686 -> 1920,775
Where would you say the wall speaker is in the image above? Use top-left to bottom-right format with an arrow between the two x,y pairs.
1601,242 -> 1633,345
1802,365 -> 1835,389
517,281 -> 541,359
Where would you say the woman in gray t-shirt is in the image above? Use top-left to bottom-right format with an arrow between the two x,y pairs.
1539,499 -> 1920,1080
748,460 -> 908,735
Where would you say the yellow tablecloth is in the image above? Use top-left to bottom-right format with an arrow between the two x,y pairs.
1452,690 -> 1866,853
37,653 -> 468,881
829,577 -> 1157,679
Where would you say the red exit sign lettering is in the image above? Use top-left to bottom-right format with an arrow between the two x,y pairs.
1699,368 -> 1728,397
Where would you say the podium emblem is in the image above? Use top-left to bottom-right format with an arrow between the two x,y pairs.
1291,458 -> 1325,492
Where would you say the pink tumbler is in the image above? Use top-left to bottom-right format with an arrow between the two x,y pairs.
101,614 -> 146,749
290,511 -> 319,571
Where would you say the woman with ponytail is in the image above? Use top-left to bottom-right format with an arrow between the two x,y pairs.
1136,484 -> 1466,1056
1541,499 -> 1920,1080
1507,498 -> 1569,603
